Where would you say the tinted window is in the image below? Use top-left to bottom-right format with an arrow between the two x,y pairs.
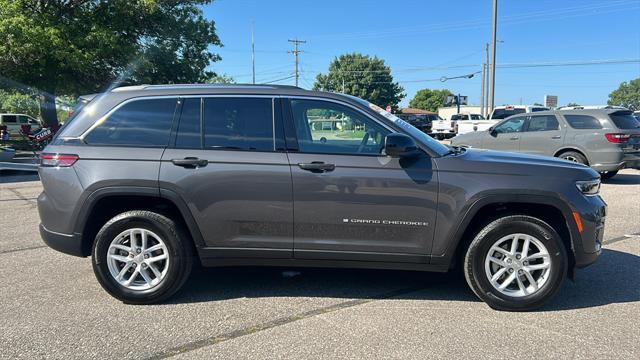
291,99 -> 390,155
494,117 -> 526,133
609,113 -> 640,129
2,115 -> 17,123
491,108 -> 526,119
470,114 -> 484,120
531,107 -> 548,112
526,115 -> 559,131
175,98 -> 202,149
203,97 -> 273,151
564,115 -> 602,129
451,114 -> 468,120
85,98 -> 177,146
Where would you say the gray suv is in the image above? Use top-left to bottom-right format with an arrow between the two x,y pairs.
451,109 -> 640,179
38,85 -> 606,311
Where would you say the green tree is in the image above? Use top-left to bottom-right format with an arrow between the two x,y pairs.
313,53 -> 405,111
0,90 -> 40,118
0,0 -> 222,126
206,73 -> 236,84
533,102 -> 544,106
408,89 -> 453,112
565,102 -> 581,107
608,78 -> 640,111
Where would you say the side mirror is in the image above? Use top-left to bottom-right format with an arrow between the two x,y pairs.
488,127 -> 497,136
385,133 -> 420,158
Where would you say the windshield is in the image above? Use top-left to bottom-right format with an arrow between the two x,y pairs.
365,101 -> 451,156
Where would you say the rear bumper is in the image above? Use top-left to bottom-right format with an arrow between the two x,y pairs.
39,223 -> 86,257
591,152 -> 640,172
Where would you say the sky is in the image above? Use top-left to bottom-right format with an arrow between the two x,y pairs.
202,0 -> 640,108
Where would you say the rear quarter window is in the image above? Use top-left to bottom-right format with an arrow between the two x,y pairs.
84,98 -> 177,146
564,115 -> 603,129
609,113 -> 640,129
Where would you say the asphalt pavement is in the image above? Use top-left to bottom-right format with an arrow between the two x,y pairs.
0,169 -> 638,359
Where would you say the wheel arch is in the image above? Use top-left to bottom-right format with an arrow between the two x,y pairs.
553,147 -> 590,164
433,194 -> 580,278
73,187 -> 205,257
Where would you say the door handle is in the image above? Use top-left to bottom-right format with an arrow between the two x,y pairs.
551,135 -> 562,139
298,161 -> 335,173
171,157 -> 208,168
509,137 -> 520,140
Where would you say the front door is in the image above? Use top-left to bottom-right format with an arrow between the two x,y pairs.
518,114 -> 564,156
482,116 -> 526,151
285,98 -> 438,263
159,96 -> 293,258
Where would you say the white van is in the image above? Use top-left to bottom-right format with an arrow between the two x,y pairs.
0,114 -> 42,133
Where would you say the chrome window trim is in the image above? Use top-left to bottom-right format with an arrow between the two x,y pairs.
79,94 -> 278,143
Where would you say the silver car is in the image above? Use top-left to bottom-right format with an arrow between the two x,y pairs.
451,109 -> 640,179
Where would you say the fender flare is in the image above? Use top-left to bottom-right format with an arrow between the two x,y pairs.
430,192 -> 581,267
72,186 -> 206,256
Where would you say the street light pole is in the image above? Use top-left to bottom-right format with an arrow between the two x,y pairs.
489,0 -> 498,113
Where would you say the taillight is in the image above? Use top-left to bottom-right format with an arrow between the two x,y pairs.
604,133 -> 631,143
40,153 -> 79,167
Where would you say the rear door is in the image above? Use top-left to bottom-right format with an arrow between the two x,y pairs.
284,98 -> 437,262
481,116 -> 526,151
518,114 -> 564,156
159,96 -> 293,259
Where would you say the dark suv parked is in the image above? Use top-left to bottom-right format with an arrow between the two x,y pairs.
38,85 -> 606,311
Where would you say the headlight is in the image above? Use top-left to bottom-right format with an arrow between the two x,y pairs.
576,179 -> 600,196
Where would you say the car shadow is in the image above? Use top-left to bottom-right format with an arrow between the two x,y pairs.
168,248 -> 639,311
602,173 -> 640,185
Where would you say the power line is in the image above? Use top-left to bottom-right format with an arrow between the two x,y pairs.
288,39 -> 306,87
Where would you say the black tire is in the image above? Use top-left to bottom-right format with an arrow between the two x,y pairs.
92,210 -> 193,304
463,215 -> 567,311
599,170 -> 618,180
558,151 -> 588,165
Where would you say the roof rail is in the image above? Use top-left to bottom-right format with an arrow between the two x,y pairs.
111,83 -> 303,92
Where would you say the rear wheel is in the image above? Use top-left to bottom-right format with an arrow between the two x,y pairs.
599,170 -> 618,180
464,215 -> 567,311
558,151 -> 588,165
92,210 -> 193,304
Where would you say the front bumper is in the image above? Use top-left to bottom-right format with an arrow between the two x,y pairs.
571,196 -> 606,268
39,223 -> 86,257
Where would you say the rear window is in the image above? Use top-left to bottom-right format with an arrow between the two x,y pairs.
451,114 -> 468,120
530,107 -> 549,112
85,98 -> 177,146
175,98 -> 202,149
609,113 -> 640,129
564,115 -> 602,129
491,109 -> 526,119
203,97 -> 274,151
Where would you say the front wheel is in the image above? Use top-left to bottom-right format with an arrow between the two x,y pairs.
464,215 -> 567,311
92,210 -> 193,304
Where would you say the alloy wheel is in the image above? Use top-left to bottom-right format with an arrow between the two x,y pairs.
106,228 -> 170,291
484,233 -> 551,297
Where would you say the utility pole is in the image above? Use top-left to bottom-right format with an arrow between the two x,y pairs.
489,0 -> 498,113
480,63 -> 485,117
251,22 -> 256,84
485,43 -> 490,116
288,38 -> 306,87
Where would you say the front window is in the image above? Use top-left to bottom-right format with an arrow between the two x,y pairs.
291,99 -> 389,155
494,117 -> 526,133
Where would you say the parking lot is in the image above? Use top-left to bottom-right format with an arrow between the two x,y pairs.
0,170 -> 638,359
